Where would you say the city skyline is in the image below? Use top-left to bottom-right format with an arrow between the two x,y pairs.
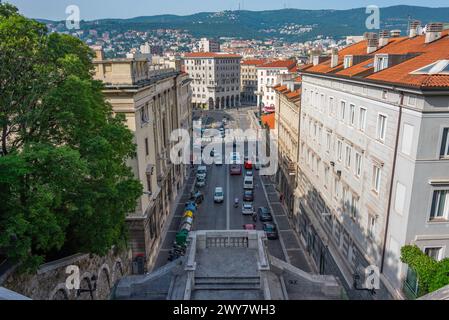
5,0 -> 449,21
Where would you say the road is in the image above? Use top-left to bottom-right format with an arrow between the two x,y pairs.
152,107 -> 312,272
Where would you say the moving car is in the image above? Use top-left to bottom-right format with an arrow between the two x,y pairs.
263,223 -> 279,240
243,190 -> 254,202
258,207 -> 273,222
196,165 -> 207,179
245,170 -> 254,177
214,187 -> 224,203
196,176 -> 206,187
243,176 -> 254,190
244,159 -> 253,170
230,164 -> 242,175
243,224 -> 256,230
242,203 -> 255,215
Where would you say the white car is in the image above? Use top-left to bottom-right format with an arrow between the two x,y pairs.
242,203 -> 255,215
214,187 -> 224,203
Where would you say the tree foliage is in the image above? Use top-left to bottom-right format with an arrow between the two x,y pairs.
0,4 -> 142,271
401,245 -> 449,297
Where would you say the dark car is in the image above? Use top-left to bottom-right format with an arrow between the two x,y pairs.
263,223 -> 279,240
243,190 -> 254,202
258,207 -> 273,222
230,164 -> 242,175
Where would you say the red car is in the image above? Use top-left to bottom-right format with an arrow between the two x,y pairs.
230,164 -> 242,175
244,160 -> 253,170
243,224 -> 257,230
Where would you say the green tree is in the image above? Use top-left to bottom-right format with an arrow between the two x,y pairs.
0,4 -> 142,271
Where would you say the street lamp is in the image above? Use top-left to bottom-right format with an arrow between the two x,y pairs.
254,90 -> 264,123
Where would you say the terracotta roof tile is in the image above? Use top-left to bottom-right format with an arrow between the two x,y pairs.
303,31 -> 449,89
242,59 -> 268,66
184,52 -> 242,58
261,113 -> 275,129
258,59 -> 297,69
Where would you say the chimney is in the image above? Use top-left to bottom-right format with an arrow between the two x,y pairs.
378,30 -> 390,48
365,32 -> 379,54
310,48 -> 322,66
425,22 -> 444,44
409,20 -> 421,38
390,30 -> 401,38
330,47 -> 339,68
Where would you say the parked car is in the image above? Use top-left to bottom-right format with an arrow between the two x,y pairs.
242,203 -> 255,215
243,190 -> 254,202
196,165 -> 207,179
214,187 -> 224,203
230,164 -> 242,175
190,190 -> 204,205
196,176 -> 206,187
263,223 -> 279,240
258,207 -> 273,222
243,224 -> 257,230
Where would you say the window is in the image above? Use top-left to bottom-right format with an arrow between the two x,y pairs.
340,101 -> 346,121
337,140 -> 343,162
425,247 -> 443,261
376,114 -> 387,141
372,165 -> 381,193
430,190 -> 449,220
368,215 -> 376,238
344,55 -> 353,69
350,196 -> 358,219
324,166 -> 330,188
382,90 -> 388,100
326,131 -> 331,153
144,138 -> 149,156
140,104 -> 149,125
402,124 -> 414,156
407,95 -> 417,106
328,97 -> 334,115
334,177 -> 340,199
440,128 -> 449,158
349,104 -> 356,126
355,152 -> 362,177
345,145 -> 352,168
359,107 -> 367,132
375,54 -> 389,72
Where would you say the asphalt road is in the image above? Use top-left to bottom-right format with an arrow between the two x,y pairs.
153,107 -> 306,270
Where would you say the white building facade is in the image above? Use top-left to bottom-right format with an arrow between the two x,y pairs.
183,53 -> 242,110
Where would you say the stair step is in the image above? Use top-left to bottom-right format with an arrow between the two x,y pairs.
194,283 -> 261,290
194,277 -> 260,285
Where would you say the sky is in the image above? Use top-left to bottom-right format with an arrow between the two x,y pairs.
5,0 -> 449,21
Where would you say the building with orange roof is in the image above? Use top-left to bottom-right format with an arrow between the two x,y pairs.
293,23 -> 449,299
241,59 -> 269,105
256,59 -> 298,110
182,52 -> 242,110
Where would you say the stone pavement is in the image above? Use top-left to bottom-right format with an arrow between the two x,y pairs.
260,175 -> 314,274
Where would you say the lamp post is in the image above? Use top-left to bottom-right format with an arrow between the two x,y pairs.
254,90 -> 264,124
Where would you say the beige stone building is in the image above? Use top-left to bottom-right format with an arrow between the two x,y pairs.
93,48 -> 192,272
240,59 -> 267,105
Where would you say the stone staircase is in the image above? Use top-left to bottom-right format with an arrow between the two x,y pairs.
194,276 -> 261,290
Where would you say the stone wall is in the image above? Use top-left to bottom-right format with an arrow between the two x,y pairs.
3,248 -> 132,300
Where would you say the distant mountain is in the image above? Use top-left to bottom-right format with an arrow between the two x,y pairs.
43,5 -> 449,41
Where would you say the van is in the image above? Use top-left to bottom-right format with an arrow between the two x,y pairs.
196,166 -> 207,180
243,176 -> 254,190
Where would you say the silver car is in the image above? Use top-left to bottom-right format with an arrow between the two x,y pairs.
242,203 -> 255,215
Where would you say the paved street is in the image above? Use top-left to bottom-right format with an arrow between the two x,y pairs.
153,107 -> 313,273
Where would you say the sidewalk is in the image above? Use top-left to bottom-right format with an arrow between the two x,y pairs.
151,166 -> 196,272
260,175 -> 315,274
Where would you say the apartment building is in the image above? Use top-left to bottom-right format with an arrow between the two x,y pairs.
183,52 -> 242,109
257,60 -> 298,112
198,38 -> 220,53
292,23 -> 449,299
274,76 -> 303,219
241,59 -> 267,105
92,48 -> 192,272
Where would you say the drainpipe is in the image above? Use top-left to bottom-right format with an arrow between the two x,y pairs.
380,90 -> 404,273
